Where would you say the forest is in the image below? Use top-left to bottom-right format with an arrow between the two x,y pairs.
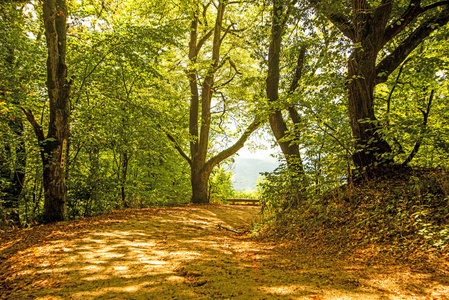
1,0 -> 449,247
1,0 -> 449,298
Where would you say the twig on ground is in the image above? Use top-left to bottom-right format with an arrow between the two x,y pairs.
217,224 -> 245,235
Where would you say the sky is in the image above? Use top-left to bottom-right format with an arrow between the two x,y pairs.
231,137 -> 280,191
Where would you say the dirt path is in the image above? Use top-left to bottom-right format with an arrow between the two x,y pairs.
1,205 -> 448,299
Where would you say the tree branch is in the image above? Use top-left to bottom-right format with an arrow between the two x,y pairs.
386,57 -> 411,117
287,45 -> 307,139
376,6 -> 449,84
196,28 -> 214,56
215,72 -> 237,89
201,1 -> 212,27
163,127 -> 192,165
72,43 -> 119,106
21,107 -> 45,142
402,90 -> 434,166
206,116 -> 263,170
229,58 -> 241,75
382,0 -> 423,46
308,0 -> 355,40
282,0 -> 299,28
423,1 -> 449,11
320,122 -> 353,155
221,23 -> 233,44
288,45 -> 306,94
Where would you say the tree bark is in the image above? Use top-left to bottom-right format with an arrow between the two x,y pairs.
402,90 -> 434,166
266,0 -> 305,175
310,0 -> 449,172
344,1 -> 392,169
190,165 -> 212,204
347,48 -> 393,168
23,0 -> 71,222
121,151 -> 129,208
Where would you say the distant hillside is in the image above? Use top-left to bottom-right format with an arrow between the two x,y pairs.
232,157 -> 278,191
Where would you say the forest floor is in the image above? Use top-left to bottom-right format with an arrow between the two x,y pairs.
1,205 -> 449,299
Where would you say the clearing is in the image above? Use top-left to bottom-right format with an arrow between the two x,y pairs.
1,205 -> 448,299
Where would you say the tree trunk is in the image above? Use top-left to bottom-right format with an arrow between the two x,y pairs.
190,166 -> 211,204
41,145 -> 67,222
33,0 -> 70,223
121,152 -> 129,208
347,48 -> 392,169
188,1 -> 223,204
266,0 -> 305,175
342,1 -> 392,171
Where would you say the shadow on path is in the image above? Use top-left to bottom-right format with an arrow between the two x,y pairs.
1,205 -> 448,299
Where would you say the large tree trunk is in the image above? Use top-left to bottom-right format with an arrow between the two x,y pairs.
41,0 -> 70,222
187,0 -> 222,204
310,0 -> 449,172
345,1 -> 393,170
190,166 -> 211,204
347,48 -> 392,169
23,0 -> 71,223
41,142 -> 67,222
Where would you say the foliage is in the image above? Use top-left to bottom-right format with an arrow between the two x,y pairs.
64,0 -> 191,217
233,189 -> 259,200
258,164 -> 306,213
208,165 -> 234,203
257,167 -> 449,253
0,0 -> 193,224
376,27 -> 449,168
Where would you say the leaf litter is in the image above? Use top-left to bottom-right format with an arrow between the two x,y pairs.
0,204 -> 448,299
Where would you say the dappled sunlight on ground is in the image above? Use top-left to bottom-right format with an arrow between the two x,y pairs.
1,205 -> 449,299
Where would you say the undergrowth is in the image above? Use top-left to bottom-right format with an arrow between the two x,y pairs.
256,166 -> 449,257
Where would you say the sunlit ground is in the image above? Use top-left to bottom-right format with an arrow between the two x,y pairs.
1,206 -> 449,299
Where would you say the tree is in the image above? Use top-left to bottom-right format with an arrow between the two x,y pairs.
172,0 -> 262,204
266,0 -> 306,177
309,0 -> 449,172
264,0 -> 350,195
23,0 -> 71,222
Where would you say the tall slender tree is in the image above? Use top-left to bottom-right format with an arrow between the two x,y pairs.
171,0 -> 261,203
266,0 -> 306,177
